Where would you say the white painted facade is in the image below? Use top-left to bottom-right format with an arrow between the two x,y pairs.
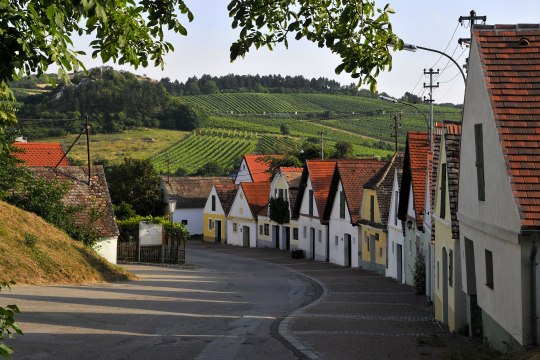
328,181 -> 359,267
226,186 -> 257,247
94,236 -> 118,264
457,39 -> 532,349
172,208 -> 203,235
234,159 -> 252,184
298,177 -> 329,261
403,183 -> 422,286
386,169 -> 405,284
423,169 -> 435,301
203,186 -> 225,215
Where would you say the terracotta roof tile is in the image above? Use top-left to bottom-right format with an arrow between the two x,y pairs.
13,142 -> 69,167
30,166 -> 118,237
244,154 -> 282,183
475,24 -> 540,228
280,167 -> 303,189
163,176 -> 234,208
306,160 -> 336,220
241,182 -> 270,218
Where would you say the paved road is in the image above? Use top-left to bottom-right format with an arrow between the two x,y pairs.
1,242 -> 461,359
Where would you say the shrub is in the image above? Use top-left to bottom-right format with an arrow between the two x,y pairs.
23,234 -> 38,248
413,245 -> 426,295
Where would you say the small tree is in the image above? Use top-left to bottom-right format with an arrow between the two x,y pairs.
413,245 -> 426,295
269,197 -> 290,224
333,141 -> 353,159
280,124 -> 290,135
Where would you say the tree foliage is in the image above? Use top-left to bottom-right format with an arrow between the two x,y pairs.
332,141 -> 354,159
269,197 -> 290,225
106,158 -> 163,216
0,282 -> 22,359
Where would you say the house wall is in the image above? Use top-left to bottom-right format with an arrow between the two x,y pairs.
359,225 -> 387,274
257,215 -> 273,247
226,218 -> 257,247
203,213 -> 227,243
235,159 -> 252,184
298,177 -> 328,261
387,170 -> 405,283
94,236 -> 118,264
329,181 -> 359,267
457,39 -> 526,350
173,208 -> 202,235
423,169 -> 435,301
403,183 -> 420,286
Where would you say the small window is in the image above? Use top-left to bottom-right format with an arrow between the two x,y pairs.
440,163 -> 447,219
367,235 -> 370,251
335,236 -> 338,246
211,195 -> 216,212
181,220 -> 188,225
379,247 -> 382,257
394,191 -> 399,226
318,230 -> 322,243
264,224 -> 269,236
208,219 -> 213,230
233,223 -> 237,232
370,195 -> 375,223
485,249 -> 494,289
339,190 -> 346,219
259,224 -> 263,235
449,250 -> 454,287
279,189 -> 284,199
309,189 -> 314,216
475,124 -> 485,201
293,228 -> 299,240
303,226 -> 307,238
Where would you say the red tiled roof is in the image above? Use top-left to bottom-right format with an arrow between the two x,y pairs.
244,154 -> 282,183
336,159 -> 386,223
280,167 -> 303,188
306,160 -> 336,219
434,121 -> 462,135
474,24 -> 540,228
408,132 -> 430,227
13,142 -> 69,167
163,176 -> 234,208
241,182 -> 270,219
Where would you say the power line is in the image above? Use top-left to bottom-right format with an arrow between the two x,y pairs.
430,23 -> 460,69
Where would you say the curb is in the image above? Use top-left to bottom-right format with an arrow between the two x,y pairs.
118,261 -> 199,270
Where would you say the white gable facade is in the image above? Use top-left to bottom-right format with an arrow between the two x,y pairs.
386,169 -> 405,284
328,180 -> 359,267
298,177 -> 329,261
235,158 -> 253,184
403,183 -> 422,286
226,186 -> 257,247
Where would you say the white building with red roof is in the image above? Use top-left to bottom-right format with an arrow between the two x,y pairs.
234,154 -> 281,184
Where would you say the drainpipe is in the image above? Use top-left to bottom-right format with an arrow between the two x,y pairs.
530,241 -> 538,346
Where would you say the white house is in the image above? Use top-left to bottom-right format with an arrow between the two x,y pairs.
257,167 -> 303,250
31,166 -> 119,264
398,131 -> 430,287
458,24 -> 540,350
293,160 -> 336,261
162,176 -> 233,235
202,183 -> 238,243
235,154 -> 281,184
227,182 -> 270,247
328,159 -> 386,268
386,166 -> 405,283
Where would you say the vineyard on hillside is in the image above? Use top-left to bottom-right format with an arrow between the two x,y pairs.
256,135 -> 299,154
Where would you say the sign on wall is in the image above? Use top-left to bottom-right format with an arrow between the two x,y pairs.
139,222 -> 163,246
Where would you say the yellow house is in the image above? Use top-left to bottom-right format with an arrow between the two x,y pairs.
432,124 -> 466,332
359,153 -> 403,274
203,183 -> 238,243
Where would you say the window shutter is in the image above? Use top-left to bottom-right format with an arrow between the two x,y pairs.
309,189 -> 314,216
370,195 -> 375,223
474,124 -> 485,201
339,191 -> 345,219
212,195 -> 216,211
440,164 -> 447,219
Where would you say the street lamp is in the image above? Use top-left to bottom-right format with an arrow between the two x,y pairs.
168,199 -> 177,223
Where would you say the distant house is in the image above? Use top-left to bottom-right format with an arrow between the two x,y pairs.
458,24 -> 540,350
227,182 -> 270,247
398,131 -> 430,287
235,154 -> 281,184
257,167 -> 303,250
386,158 -> 405,283
161,176 -> 234,235
432,123 -> 466,332
327,159 -> 386,268
30,166 -> 119,264
358,154 -> 403,274
294,160 -> 336,261
12,142 -> 69,167
202,183 -> 238,243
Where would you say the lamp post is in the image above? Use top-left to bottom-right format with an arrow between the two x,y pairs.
168,199 -> 177,245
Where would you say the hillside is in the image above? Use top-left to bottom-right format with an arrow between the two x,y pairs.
0,201 -> 133,285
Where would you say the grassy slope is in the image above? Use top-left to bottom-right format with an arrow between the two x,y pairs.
45,128 -> 189,165
0,201 -> 134,285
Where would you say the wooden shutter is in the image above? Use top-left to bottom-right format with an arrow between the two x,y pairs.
474,124 -> 485,201
440,164 -> 447,219
370,195 -> 375,223
309,189 -> 314,216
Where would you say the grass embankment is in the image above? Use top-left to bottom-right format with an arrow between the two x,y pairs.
0,201 -> 134,285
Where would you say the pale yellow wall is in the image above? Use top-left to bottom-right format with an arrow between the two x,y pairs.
360,189 -> 382,224
203,213 -> 226,243
360,225 -> 387,266
257,216 -> 273,241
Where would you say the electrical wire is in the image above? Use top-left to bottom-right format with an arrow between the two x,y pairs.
430,23 -> 460,69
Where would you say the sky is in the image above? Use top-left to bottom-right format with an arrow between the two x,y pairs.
70,0 -> 540,105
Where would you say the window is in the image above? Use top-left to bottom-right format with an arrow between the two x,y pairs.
440,163 -> 447,219
449,250 -> 453,287
335,236 -> 338,246
370,195 -> 375,223
303,226 -> 307,238
339,190 -> 346,219
293,228 -> 299,240
278,189 -> 284,199
233,223 -> 238,232
318,230 -> 322,243
379,247 -> 382,257
394,191 -> 399,226
366,235 -> 370,251
309,189 -> 314,216
259,224 -> 263,235
485,249 -> 494,289
475,124 -> 485,201
264,224 -> 270,236
208,219 -> 213,230
211,195 -> 216,212
181,220 -> 188,225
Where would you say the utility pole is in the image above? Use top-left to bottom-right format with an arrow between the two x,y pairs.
423,68 -> 439,150
458,10 -> 487,72
318,131 -> 326,160
85,114 -> 91,185
390,112 -> 402,153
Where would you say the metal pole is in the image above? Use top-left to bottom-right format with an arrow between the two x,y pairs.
85,115 -> 91,185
